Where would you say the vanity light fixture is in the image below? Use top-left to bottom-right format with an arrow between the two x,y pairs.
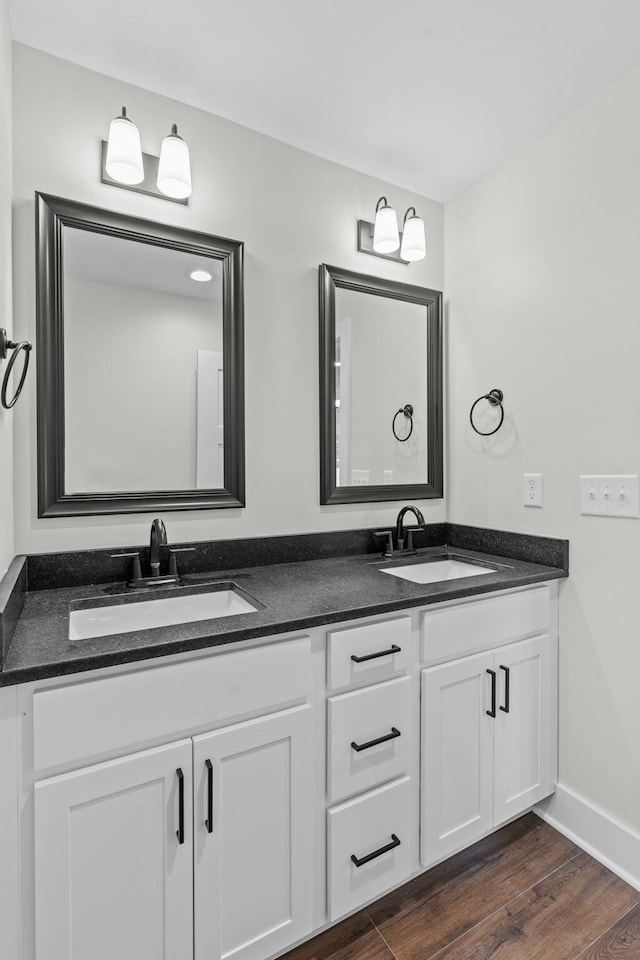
400,207 -> 426,262
189,269 -> 213,282
105,107 -> 144,185
101,109 -> 192,205
157,125 -> 192,200
373,197 -> 400,253
357,196 -> 427,265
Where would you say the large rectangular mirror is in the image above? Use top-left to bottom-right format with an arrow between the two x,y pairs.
36,193 -> 244,516
319,264 -> 443,504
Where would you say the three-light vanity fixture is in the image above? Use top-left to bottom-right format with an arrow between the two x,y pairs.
357,197 -> 427,264
102,106 -> 192,204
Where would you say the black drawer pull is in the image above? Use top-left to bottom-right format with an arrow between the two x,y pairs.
351,833 -> 401,868
351,644 -> 401,663
176,768 -> 185,844
500,665 -> 510,713
205,759 -> 213,834
486,669 -> 497,718
351,727 -> 401,752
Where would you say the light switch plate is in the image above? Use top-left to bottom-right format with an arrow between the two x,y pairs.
524,474 -> 543,507
580,475 -> 640,517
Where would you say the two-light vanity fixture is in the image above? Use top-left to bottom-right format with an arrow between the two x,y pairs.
357,197 -> 427,264
102,106 -> 192,204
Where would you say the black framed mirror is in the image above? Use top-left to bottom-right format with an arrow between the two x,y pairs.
319,264 -> 443,505
36,193 -> 245,517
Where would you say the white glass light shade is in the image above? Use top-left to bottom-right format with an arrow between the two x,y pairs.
105,109 -> 144,185
400,212 -> 426,261
190,269 -> 212,282
373,203 -> 399,253
157,126 -> 192,199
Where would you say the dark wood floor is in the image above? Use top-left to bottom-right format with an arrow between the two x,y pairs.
283,814 -> 640,960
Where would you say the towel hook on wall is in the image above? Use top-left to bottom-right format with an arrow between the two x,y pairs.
469,388 -> 504,436
1,328 -> 33,410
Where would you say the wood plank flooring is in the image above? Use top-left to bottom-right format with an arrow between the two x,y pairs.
282,814 -> 640,960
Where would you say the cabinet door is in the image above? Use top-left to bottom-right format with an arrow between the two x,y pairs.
493,634 -> 554,824
421,652 -> 494,866
194,705 -> 314,960
34,740 -> 193,960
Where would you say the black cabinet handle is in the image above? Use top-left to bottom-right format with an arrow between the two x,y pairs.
176,768 -> 185,844
205,759 -> 213,834
500,665 -> 510,713
486,669 -> 497,718
351,833 -> 401,868
351,644 -> 401,663
351,726 -> 401,752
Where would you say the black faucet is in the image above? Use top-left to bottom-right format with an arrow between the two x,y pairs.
149,518 -> 167,577
395,505 -> 425,551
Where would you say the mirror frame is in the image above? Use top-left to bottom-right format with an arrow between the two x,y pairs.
319,263 -> 443,505
36,192 -> 245,517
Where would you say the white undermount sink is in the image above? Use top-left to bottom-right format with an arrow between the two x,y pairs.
380,558 -> 497,584
69,584 -> 261,640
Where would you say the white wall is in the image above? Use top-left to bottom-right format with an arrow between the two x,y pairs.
11,43 -> 444,553
446,65 -> 640,833
0,3 -> 13,575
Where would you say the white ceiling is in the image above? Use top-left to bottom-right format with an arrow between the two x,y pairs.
8,0 -> 640,201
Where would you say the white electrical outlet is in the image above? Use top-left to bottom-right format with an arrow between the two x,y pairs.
523,474 -> 543,507
580,475 -> 640,517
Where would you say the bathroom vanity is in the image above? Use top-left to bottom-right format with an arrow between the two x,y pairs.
0,526 -> 567,960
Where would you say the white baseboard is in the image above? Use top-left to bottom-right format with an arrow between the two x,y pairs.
535,784 -> 640,891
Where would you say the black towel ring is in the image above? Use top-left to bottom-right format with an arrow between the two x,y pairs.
469,388 -> 504,436
1,328 -> 33,410
393,403 -> 414,442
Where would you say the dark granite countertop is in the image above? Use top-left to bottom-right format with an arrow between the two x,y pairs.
0,536 -> 568,685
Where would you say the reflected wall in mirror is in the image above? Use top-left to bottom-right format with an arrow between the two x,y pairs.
36,193 -> 244,516
319,265 -> 442,504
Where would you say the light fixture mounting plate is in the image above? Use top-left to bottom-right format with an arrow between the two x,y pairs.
100,141 -> 189,205
357,220 -> 409,265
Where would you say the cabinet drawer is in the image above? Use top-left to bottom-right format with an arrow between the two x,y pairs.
327,617 -> 412,690
327,776 -> 412,920
33,637 -> 311,771
327,677 -> 412,802
421,587 -> 550,664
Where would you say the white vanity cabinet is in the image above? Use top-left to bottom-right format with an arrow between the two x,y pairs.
15,582 -> 559,960
34,740 -> 194,960
324,616 -> 415,921
29,637 -> 315,960
420,589 -> 556,866
193,705 -> 313,960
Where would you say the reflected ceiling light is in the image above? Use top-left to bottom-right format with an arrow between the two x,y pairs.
400,207 -> 426,262
190,269 -> 213,282
357,196 -> 427,265
372,197 -> 400,254
157,125 -> 192,200
105,106 -> 144,185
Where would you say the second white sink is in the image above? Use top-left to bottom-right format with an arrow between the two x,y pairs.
380,558 -> 497,584
69,584 -> 261,640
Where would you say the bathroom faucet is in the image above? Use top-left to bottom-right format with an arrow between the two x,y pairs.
395,505 -> 425,551
149,518 -> 167,576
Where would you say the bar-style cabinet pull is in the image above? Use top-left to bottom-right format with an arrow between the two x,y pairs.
351,833 -> 401,868
500,665 -> 510,713
351,727 -> 401,753
176,768 -> 185,844
351,644 -> 401,663
486,669 -> 497,718
205,759 -> 213,834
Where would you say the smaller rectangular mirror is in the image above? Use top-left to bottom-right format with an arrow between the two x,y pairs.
319,264 -> 443,504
